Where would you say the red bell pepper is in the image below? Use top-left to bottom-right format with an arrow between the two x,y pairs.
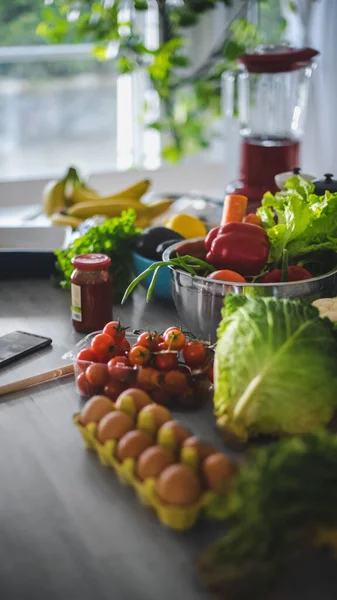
262,266 -> 312,283
205,222 -> 269,277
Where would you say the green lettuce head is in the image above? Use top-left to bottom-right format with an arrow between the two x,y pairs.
214,295 -> 337,442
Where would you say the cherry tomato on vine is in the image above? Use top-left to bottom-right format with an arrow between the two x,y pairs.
91,333 -> 115,361
207,365 -> 214,384
104,380 -> 124,401
163,370 -> 188,395
157,342 -> 168,352
77,348 -> 98,364
103,321 -> 127,344
85,363 -> 109,387
120,337 -> 131,352
76,372 -> 100,396
163,327 -> 186,351
107,357 -> 131,383
108,356 -> 129,368
183,341 -> 207,368
129,345 -> 151,367
137,332 -> 163,351
136,367 -> 160,391
154,352 -> 178,371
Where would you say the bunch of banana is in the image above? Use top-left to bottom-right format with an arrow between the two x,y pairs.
46,169 -> 172,230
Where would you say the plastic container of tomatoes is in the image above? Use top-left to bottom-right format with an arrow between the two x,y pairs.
64,329 -> 214,410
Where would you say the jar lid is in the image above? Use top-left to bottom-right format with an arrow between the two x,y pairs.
313,173 -> 337,196
239,45 -> 319,73
71,253 -> 111,270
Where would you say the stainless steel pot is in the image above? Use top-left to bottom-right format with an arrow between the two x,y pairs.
163,238 -> 337,342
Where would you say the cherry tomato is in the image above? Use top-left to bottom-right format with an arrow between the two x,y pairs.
183,341 -> 207,369
86,363 -> 109,387
129,345 -> 151,367
91,333 -> 115,362
103,380 -> 125,401
108,356 -> 129,368
137,367 -> 160,391
103,321 -> 127,344
77,348 -> 98,364
137,332 -> 163,351
150,387 -> 170,406
76,372 -> 100,396
208,270 -> 246,283
207,365 -> 214,384
107,358 -> 132,383
157,342 -> 168,352
119,337 -> 131,352
163,370 -> 188,395
154,352 -> 178,371
163,327 -> 186,351
244,213 -> 263,227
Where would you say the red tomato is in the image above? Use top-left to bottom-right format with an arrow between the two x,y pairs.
77,348 -> 98,364
163,327 -> 186,351
86,363 -> 109,387
76,372 -> 100,396
157,342 -> 168,352
103,320 -> 127,344
183,341 -> 207,369
154,352 -> 178,371
107,358 -> 132,383
129,345 -> 151,367
120,337 -> 131,352
208,270 -> 246,283
91,333 -> 115,361
137,332 -> 163,351
163,370 -> 188,395
103,381 -> 125,401
207,365 -> 214,384
136,367 -> 160,391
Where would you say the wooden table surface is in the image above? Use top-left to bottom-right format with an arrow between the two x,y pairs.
1,279 -> 337,600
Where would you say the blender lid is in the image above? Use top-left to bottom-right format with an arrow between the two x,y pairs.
239,45 -> 319,73
313,173 -> 337,195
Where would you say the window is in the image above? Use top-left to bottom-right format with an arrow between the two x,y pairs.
0,1 -> 161,182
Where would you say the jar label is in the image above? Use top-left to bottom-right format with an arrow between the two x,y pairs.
71,284 -> 82,322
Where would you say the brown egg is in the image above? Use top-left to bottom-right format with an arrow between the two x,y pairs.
116,430 -> 153,462
157,420 -> 190,447
97,410 -> 134,443
136,446 -> 175,481
138,404 -> 171,429
156,464 -> 201,506
115,388 -> 152,412
182,436 -> 217,462
202,453 -> 234,493
79,395 -> 114,426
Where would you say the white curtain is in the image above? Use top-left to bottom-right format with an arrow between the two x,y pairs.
283,0 -> 337,177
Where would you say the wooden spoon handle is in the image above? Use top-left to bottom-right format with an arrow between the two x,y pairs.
0,364 -> 74,397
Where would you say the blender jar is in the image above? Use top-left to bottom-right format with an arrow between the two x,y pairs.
223,45 -> 319,209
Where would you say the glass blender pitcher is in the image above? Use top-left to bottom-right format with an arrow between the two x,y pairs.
223,45 -> 319,210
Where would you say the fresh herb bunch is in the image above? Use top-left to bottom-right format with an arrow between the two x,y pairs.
55,209 -> 141,301
37,0 -> 280,161
199,430 -> 337,600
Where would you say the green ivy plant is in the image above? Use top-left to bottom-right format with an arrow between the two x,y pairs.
38,0 -> 287,161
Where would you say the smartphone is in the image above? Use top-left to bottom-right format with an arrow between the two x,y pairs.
0,331 -> 52,369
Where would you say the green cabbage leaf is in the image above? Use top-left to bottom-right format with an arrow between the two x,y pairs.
214,295 -> 337,442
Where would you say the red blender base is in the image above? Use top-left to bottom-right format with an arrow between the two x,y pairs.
227,137 -> 300,212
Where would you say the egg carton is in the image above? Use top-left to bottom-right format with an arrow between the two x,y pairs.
73,412 -> 219,531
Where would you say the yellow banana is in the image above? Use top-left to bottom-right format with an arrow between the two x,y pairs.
67,197 -> 149,219
51,213 -> 83,229
111,178 -> 151,200
145,199 -> 173,219
69,184 -> 101,204
43,179 -> 66,216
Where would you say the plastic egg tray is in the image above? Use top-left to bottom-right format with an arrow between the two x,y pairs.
73,397 -> 230,531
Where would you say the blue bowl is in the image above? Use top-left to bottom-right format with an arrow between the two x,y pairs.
132,252 -> 172,301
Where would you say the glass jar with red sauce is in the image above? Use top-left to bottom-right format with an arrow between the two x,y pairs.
70,254 -> 113,333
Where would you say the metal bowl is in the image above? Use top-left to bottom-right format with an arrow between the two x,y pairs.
163,238 -> 337,342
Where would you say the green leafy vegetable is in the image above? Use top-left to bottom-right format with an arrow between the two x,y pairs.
199,429 -> 337,600
257,175 -> 337,266
54,209 -> 140,302
214,295 -> 337,442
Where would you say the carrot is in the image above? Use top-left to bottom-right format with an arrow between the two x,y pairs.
221,194 -> 248,225
244,213 -> 263,227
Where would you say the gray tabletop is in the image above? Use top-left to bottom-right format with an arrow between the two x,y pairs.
1,280 -> 337,600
